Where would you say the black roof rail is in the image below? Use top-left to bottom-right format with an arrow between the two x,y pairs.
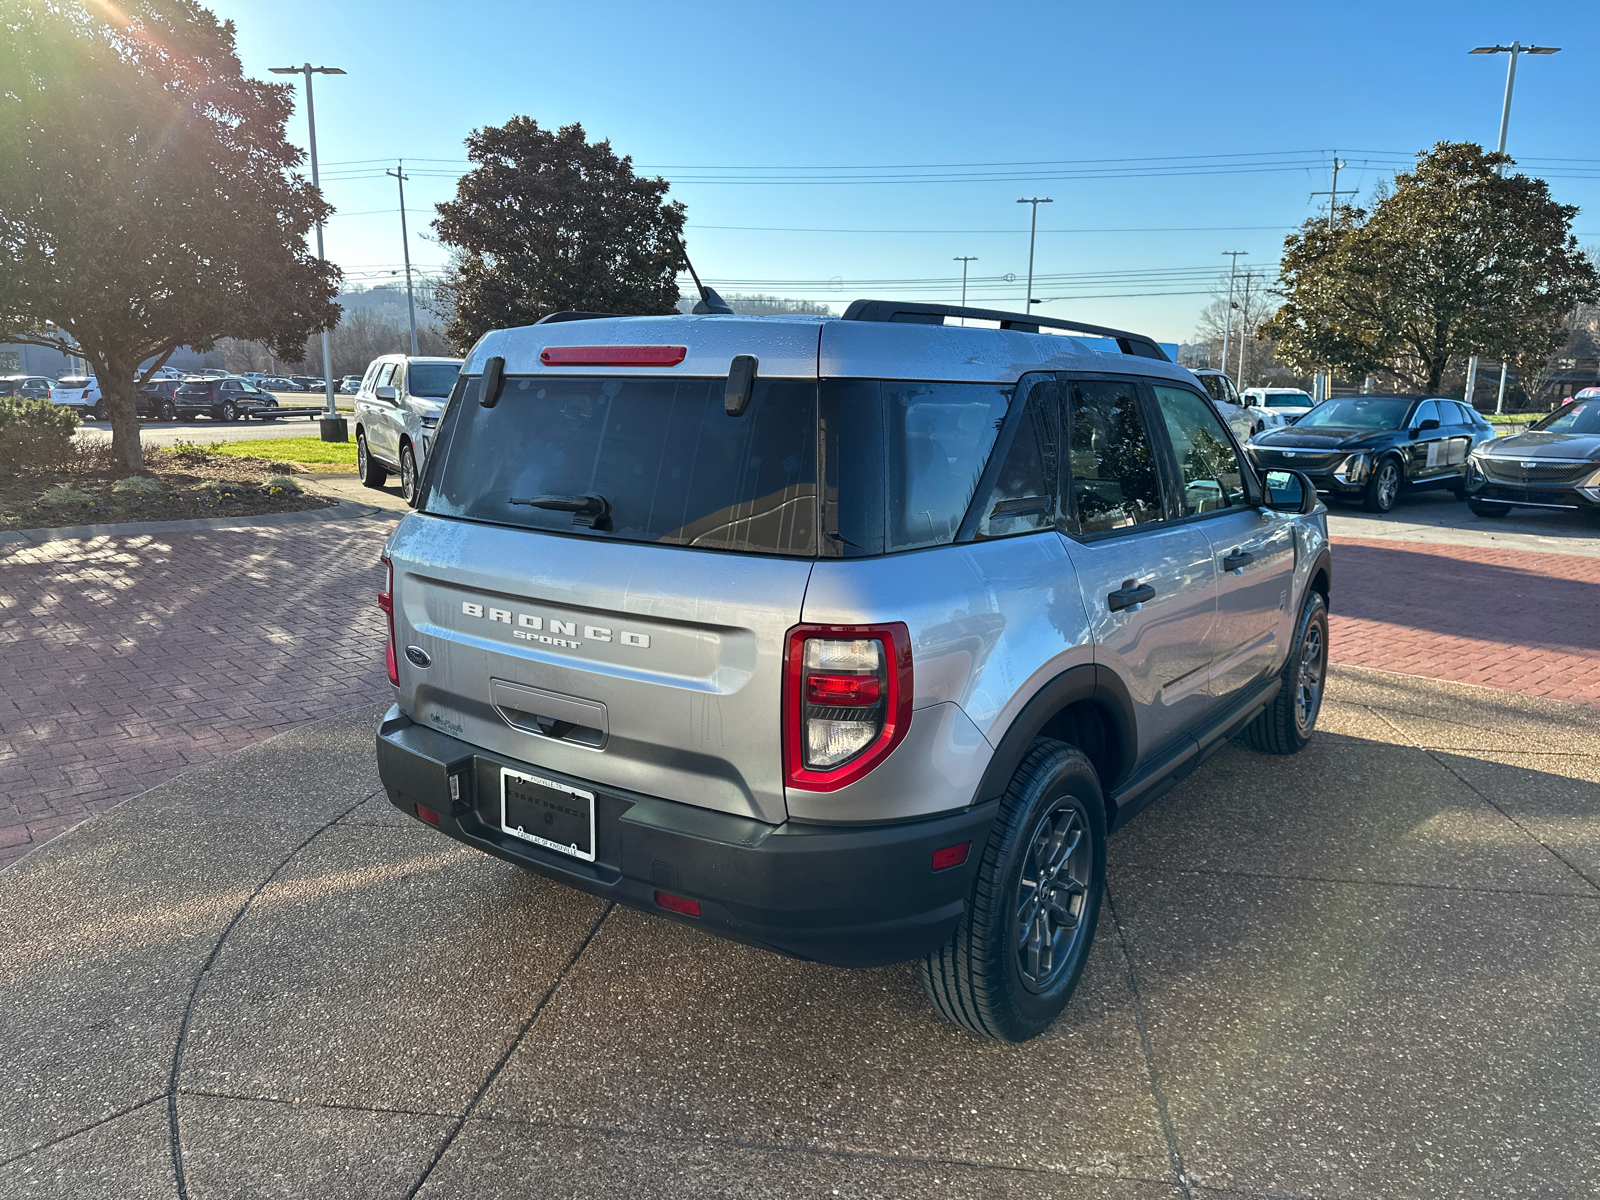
840,299 -> 1169,362
535,310 -> 629,325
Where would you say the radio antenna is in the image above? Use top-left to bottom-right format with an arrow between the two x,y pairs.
678,238 -> 733,315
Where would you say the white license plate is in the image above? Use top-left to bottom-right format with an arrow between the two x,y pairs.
500,768 -> 595,862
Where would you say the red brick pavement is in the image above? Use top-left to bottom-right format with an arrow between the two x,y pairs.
1328,536 -> 1600,706
0,519 -> 397,869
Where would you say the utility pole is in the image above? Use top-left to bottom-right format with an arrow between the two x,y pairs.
1016,198 -> 1052,312
1219,250 -> 1247,375
269,62 -> 346,432
1495,360 -> 1509,415
1309,152 -> 1357,232
1471,41 -> 1561,162
1236,271 -> 1256,391
953,257 -> 978,307
387,160 -> 419,356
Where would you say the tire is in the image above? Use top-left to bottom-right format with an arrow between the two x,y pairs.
1468,498 -> 1511,518
921,740 -> 1107,1043
160,399 -> 177,422
399,442 -> 419,507
1238,591 -> 1328,755
218,400 -> 238,423
92,399 -> 108,421
1450,485 -> 1467,501
1361,456 -> 1402,513
357,431 -> 389,489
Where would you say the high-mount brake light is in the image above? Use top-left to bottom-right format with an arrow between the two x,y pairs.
379,556 -> 398,686
539,345 -> 688,368
784,623 -> 913,792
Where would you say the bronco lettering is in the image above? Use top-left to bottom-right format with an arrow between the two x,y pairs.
460,599 -> 649,649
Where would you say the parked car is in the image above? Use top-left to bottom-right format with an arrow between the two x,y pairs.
136,378 -> 185,421
256,375 -> 303,392
1241,387 -> 1317,425
1465,396 -> 1600,521
290,375 -> 326,392
50,376 -> 105,418
354,354 -> 464,504
0,375 -> 56,401
339,375 -> 362,395
172,375 -> 284,422
1189,368 -> 1256,440
373,300 -> 1332,1042
1248,395 -> 1495,512
189,368 -> 230,379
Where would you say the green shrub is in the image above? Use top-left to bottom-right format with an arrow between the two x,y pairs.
0,398 -> 80,470
265,474 -> 303,494
170,440 -> 212,462
38,484 -> 93,505
112,475 -> 163,495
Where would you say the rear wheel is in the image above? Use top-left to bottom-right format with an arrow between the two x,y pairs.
91,399 -> 108,421
1468,498 -> 1511,518
1362,456 -> 1402,512
218,400 -> 238,422
160,399 -> 177,421
921,741 -> 1106,1043
399,442 -> 419,506
1238,591 -> 1328,755
357,431 -> 388,489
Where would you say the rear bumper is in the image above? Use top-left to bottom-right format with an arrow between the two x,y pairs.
375,705 -> 998,968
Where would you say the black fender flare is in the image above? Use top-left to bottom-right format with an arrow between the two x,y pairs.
971,663 -> 1138,807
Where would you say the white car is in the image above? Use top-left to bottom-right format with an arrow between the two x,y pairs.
353,354 -> 464,505
50,375 -> 105,419
1189,368 -> 1257,440
1241,387 -> 1317,426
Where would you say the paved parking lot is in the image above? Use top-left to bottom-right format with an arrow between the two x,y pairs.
2,667 -> 1595,1198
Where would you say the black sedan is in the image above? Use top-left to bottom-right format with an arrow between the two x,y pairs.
172,376 -> 285,422
1465,396 -> 1600,522
1247,395 -> 1497,513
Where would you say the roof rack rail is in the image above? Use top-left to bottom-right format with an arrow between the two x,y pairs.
840,300 -> 1169,362
535,310 -> 628,325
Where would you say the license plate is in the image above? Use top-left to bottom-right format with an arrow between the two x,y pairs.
500,768 -> 595,862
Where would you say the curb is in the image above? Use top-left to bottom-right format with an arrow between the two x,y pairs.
0,500 -> 401,546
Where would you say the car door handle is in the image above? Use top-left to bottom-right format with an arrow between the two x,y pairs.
1107,580 -> 1156,612
1222,549 -> 1255,573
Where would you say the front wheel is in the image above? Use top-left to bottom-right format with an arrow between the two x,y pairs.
399,442 -> 419,506
921,741 -> 1107,1043
1468,498 -> 1511,518
1238,591 -> 1328,755
1362,457 -> 1402,512
357,432 -> 389,489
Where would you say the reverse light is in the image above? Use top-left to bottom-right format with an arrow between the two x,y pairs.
379,556 -> 398,686
655,891 -> 701,917
539,345 -> 688,368
784,623 -> 913,792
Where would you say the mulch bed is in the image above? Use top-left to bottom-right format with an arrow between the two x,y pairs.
0,446 -> 335,532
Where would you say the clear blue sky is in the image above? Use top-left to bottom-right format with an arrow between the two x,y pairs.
217,0 -> 1600,343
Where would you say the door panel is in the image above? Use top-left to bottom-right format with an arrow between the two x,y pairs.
1199,509 -> 1295,701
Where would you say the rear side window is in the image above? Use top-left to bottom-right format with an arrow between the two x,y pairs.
1067,380 -> 1164,534
974,380 -> 1060,539
886,382 -> 1009,550
425,375 -> 818,556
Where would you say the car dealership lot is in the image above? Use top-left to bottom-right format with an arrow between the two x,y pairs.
1,499 -> 1597,1196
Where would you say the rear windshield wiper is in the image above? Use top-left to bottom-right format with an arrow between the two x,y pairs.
509,493 -> 611,530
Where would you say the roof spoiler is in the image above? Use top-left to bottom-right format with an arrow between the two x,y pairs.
840,300 -> 1169,361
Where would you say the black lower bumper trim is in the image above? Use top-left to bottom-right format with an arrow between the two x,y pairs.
375,706 -> 998,968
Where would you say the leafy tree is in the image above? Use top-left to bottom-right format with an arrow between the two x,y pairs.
0,0 -> 341,472
1264,143 -> 1599,394
433,118 -> 686,349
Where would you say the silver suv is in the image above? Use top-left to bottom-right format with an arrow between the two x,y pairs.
354,354 -> 464,504
374,301 -> 1332,1042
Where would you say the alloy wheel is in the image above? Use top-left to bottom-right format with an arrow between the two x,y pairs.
1294,619 -> 1326,736
1015,798 -> 1092,993
1376,462 -> 1399,509
400,448 -> 416,503
357,435 -> 369,482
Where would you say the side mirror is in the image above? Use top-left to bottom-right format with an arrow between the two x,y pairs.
1263,468 -> 1318,515
375,385 -> 397,402
1414,417 -> 1441,434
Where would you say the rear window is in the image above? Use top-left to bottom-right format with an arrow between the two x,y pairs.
408,362 -> 460,398
424,375 -> 818,555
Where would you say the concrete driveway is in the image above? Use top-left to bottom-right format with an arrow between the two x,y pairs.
3,666 -> 1596,1198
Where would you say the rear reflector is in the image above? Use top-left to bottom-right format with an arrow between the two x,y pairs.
655,891 -> 701,917
415,804 -> 440,826
540,345 -> 687,368
931,842 -> 970,871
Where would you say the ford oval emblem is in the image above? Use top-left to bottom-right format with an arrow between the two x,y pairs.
405,645 -> 432,668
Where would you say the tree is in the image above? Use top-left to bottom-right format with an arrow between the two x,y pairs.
0,0 -> 340,472
433,118 -> 686,349
1191,271 -> 1287,387
1264,142 -> 1599,394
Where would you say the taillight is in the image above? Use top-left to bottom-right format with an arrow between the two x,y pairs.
539,345 -> 688,367
379,556 -> 398,686
784,623 -> 912,792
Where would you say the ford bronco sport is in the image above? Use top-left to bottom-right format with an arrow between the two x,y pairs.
374,300 -> 1332,1042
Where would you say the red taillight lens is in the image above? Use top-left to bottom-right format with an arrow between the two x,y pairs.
655,891 -> 701,917
783,623 -> 912,792
539,345 -> 688,367
379,556 -> 398,686
931,842 -> 970,871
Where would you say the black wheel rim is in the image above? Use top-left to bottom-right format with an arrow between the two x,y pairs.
1015,798 -> 1091,993
1377,463 -> 1399,509
1295,616 -> 1326,735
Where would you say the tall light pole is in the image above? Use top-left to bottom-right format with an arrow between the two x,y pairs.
953,256 -> 978,307
270,62 -> 345,424
1016,198 -> 1052,312
387,161 -> 419,355
1236,270 -> 1256,392
1470,42 -> 1560,159
1219,250 -> 1247,375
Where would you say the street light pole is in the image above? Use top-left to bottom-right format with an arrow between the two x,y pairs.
1236,271 -> 1256,392
269,62 -> 346,420
1016,198 -> 1052,311
1469,41 -> 1560,158
387,161 -> 419,356
953,257 -> 978,307
1219,250 -> 1247,375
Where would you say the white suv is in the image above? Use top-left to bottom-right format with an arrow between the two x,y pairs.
354,355 -> 464,505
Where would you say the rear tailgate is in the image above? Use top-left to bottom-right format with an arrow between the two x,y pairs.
386,514 -> 810,824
